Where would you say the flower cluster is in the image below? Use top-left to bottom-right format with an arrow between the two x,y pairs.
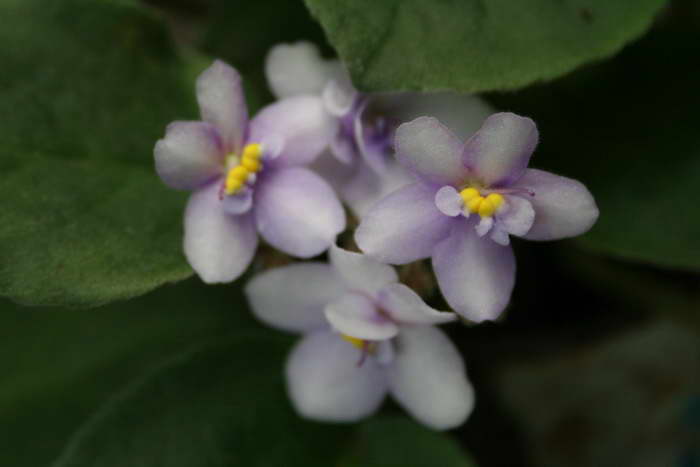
154,42 -> 599,430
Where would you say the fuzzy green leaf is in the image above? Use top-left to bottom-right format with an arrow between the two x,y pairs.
0,0 -> 199,306
304,0 -> 666,93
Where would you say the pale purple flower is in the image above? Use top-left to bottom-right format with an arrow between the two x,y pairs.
245,245 -> 474,430
154,60 -> 345,283
356,113 -> 599,322
265,42 -> 494,217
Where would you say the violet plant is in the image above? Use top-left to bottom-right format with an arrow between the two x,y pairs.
154,56 -> 598,430
6,1 -> 690,465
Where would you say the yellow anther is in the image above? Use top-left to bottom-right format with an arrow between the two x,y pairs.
341,334 -> 365,349
478,199 -> 496,217
229,165 -> 249,182
242,143 -> 262,160
485,193 -> 505,210
467,196 -> 484,214
241,156 -> 261,172
459,187 -> 480,204
225,166 -> 250,194
225,178 -> 243,194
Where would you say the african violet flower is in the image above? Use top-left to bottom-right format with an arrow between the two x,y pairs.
265,41 -> 493,216
356,113 -> 599,322
154,60 -> 345,283
245,245 -> 474,430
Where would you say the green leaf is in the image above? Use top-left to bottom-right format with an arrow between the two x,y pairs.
338,417 -> 477,467
304,0 -> 666,93
490,20 -> 700,270
0,279 -> 257,467
0,0 -> 199,306
50,336 -> 351,467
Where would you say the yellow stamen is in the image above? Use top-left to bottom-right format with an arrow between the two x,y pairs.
229,165 -> 249,182
459,187 -> 480,204
467,196 -> 484,214
341,334 -> 365,349
223,143 -> 265,195
242,143 -> 262,160
241,156 -> 260,172
459,187 -> 505,217
225,178 -> 243,194
486,193 -> 504,210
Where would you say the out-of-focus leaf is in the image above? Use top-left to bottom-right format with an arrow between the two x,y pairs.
0,0 -> 199,306
490,19 -> 700,270
50,335 -> 351,467
497,318 -> 700,467
338,416 -> 478,467
304,0 -> 666,93
0,279 -> 257,467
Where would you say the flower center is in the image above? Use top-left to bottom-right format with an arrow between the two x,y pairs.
340,333 -> 378,367
459,187 -> 504,218
340,333 -> 375,350
224,143 -> 263,195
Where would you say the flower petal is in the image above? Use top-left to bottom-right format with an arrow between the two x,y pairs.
245,263 -> 346,333
432,221 -> 515,322
367,92 -> 494,141
249,96 -> 338,168
265,41 -> 341,99
511,169 -> 599,240
325,292 -> 399,340
354,99 -> 390,174
254,167 -> 345,258
341,160 -> 414,219
330,131 -> 356,164
434,185 -> 463,217
377,283 -> 456,325
286,331 -> 388,422
222,189 -> 253,215
329,245 -> 398,296
395,116 -> 466,186
322,75 -> 356,117
184,181 -> 258,283
196,60 -> 248,153
355,183 -> 453,265
388,326 -> 474,430
498,195 -> 535,237
154,121 -> 224,190
462,112 -> 538,187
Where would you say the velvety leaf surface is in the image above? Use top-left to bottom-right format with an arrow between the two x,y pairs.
304,0 -> 666,93
338,417 -> 477,467
490,21 -> 700,270
0,279 -> 256,467
497,318 -> 699,467
0,0 -> 198,306
49,335 -> 351,467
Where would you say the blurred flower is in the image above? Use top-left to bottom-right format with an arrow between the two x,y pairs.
245,245 -> 474,430
154,60 -> 345,283
356,113 -> 599,322
265,42 -> 493,217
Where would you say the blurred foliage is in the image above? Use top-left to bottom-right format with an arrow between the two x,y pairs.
1,0 -> 699,466
498,318 -> 699,467
0,280 -> 479,466
0,0 -> 198,307
489,4 -> 700,271
0,279 -> 255,466
304,0 -> 667,93
338,416 -> 477,467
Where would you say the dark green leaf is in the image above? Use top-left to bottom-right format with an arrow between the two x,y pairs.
490,19 -> 700,270
0,0 -> 199,306
304,0 -> 666,93
0,279 -> 257,467
50,335 -> 352,467
338,416 -> 477,467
